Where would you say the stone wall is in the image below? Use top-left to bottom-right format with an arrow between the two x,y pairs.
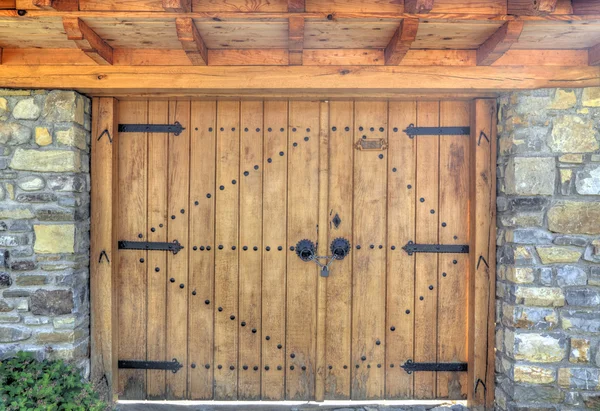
496,88 -> 600,410
0,89 -> 91,375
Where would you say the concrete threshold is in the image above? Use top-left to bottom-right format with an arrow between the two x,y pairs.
116,400 -> 468,411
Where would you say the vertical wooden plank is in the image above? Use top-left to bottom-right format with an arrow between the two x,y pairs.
238,101 -> 263,400
351,101 -> 387,400
214,101 -> 240,400
315,101 -> 329,402
117,100 -> 148,399
165,101 -> 190,399
324,101 -> 353,400
437,101 -> 470,400
188,101 -> 217,400
286,101 -> 320,400
386,101 -> 416,399
413,101 -> 440,399
468,99 -> 496,409
146,101 -> 169,399
90,97 -> 119,402
261,101 -> 288,401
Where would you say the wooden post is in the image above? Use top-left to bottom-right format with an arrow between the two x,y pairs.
90,97 -> 119,402
468,98 -> 497,409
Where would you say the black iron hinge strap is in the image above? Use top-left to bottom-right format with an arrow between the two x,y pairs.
403,124 -> 470,139
401,360 -> 468,374
118,240 -> 184,255
402,241 -> 469,256
118,121 -> 185,136
118,359 -> 183,373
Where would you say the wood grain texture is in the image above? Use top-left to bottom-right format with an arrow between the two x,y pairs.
261,101 -> 288,400
214,101 -> 241,400
289,15 -> 304,65
0,0 -> 15,9
238,101 -> 263,400
508,0 -> 558,15
288,0 -> 304,12
176,18 -> 208,65
476,21 -> 524,66
404,0 -> 434,13
188,101 -> 216,400
467,98 -> 496,409
572,0 -> 600,15
385,101 -> 416,399
117,100 -> 148,399
63,17 -> 113,64
33,0 -> 79,10
163,0 -> 190,12
90,97 -> 119,403
590,42 -> 600,66
385,18 -> 419,65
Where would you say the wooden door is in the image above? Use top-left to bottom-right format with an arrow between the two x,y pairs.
114,99 -> 471,401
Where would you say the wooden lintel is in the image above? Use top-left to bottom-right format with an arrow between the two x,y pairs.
33,0 -> 78,10
63,17 -> 113,65
404,0 -> 434,13
0,65 -> 597,94
589,42 -> 600,66
476,21 -> 524,66
288,0 -> 304,12
384,18 -> 419,65
176,17 -> 208,65
162,0 -> 191,12
288,15 -> 304,65
507,0 -> 558,15
572,0 -> 600,15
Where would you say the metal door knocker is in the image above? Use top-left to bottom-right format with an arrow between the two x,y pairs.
294,237 -> 351,277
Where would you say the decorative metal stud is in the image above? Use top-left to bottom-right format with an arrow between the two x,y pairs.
332,126 -> 337,131
277,344 -> 282,349
419,296 -> 424,301
205,299 -> 210,304
205,364 -> 210,369
192,290 -> 197,296
207,193 -> 211,198
420,198 -> 425,202
345,127 -> 350,131
244,171 -> 249,176
302,366 -> 307,371
442,272 -> 447,277
429,285 -> 434,290
332,213 -> 341,229
155,267 -> 160,272
290,366 -> 295,370
442,222 -> 447,227
170,278 -> 175,283
406,309 -> 410,314
254,366 -> 259,371
140,258 -> 145,263
243,365 -> 248,370
180,284 -> 184,289
241,322 -> 246,327
230,365 -> 235,370
230,315 -> 235,320
218,307 -> 223,312
390,326 -> 395,331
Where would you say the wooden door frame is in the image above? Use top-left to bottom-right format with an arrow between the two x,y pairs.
89,96 -> 497,408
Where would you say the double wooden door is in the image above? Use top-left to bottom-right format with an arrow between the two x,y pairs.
116,99 -> 470,401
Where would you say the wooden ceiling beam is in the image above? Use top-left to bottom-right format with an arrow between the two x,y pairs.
288,15 -> 304,65
32,0 -> 78,10
288,0 -> 304,12
476,20 -> 524,66
384,18 -> 419,65
404,0 -> 434,13
572,0 -> 600,14
63,17 -> 113,65
163,0 -> 191,12
507,0 -> 558,15
176,17 -> 207,65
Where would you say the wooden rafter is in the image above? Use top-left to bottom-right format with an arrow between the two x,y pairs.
508,0 -> 558,15
33,0 -> 78,10
176,18 -> 208,65
163,0 -> 191,12
288,15 -> 304,65
476,21 -> 524,66
384,18 -> 419,65
63,17 -> 113,65
288,0 -> 305,12
572,0 -> 600,14
404,0 -> 434,13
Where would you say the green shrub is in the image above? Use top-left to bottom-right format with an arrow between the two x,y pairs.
0,351 -> 106,411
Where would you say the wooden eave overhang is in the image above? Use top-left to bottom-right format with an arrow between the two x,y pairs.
0,1 -> 600,96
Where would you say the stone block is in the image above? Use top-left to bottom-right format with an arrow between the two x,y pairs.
582,393 -> 600,409
576,165 -> 600,195
35,127 -> 52,146
562,310 -> 600,333
0,272 -> 12,288
17,176 -> 45,191
513,333 -> 566,362
503,304 -> 557,330
0,312 -> 21,323
0,208 -> 34,220
42,91 -> 82,124
510,197 -> 550,211
12,98 -> 41,120
507,228 -> 553,244
0,325 -> 31,342
15,274 -> 46,286
513,365 -> 555,384
556,265 -> 587,286
550,115 -> 599,153
500,212 -> 544,227
30,289 -> 73,315
506,267 -> 535,284
0,300 -> 13,312
548,89 -> 577,110
47,175 -> 85,192
35,208 -> 75,222
570,338 -> 591,363
16,193 -> 56,203
582,87 -> 600,107
56,126 -> 87,151
505,157 -> 556,196
514,246 -> 536,264
0,123 -> 32,146
513,286 -> 565,307
559,168 -> 573,195
10,148 -> 81,173
36,330 -> 75,344
53,315 -> 75,329
548,201 -> 600,235
565,289 -> 600,307
536,246 -> 582,263
554,235 -> 588,247
33,224 -> 75,254
558,367 -> 600,390
559,154 -> 584,163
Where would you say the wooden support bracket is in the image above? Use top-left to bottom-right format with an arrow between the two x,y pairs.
288,0 -> 304,12
384,18 -> 419,65
33,0 -> 78,10
404,0 -> 434,13
63,17 -> 113,65
507,0 -> 558,15
288,16 -> 304,66
163,0 -> 191,12
176,18 -> 208,65
476,21 -> 524,66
